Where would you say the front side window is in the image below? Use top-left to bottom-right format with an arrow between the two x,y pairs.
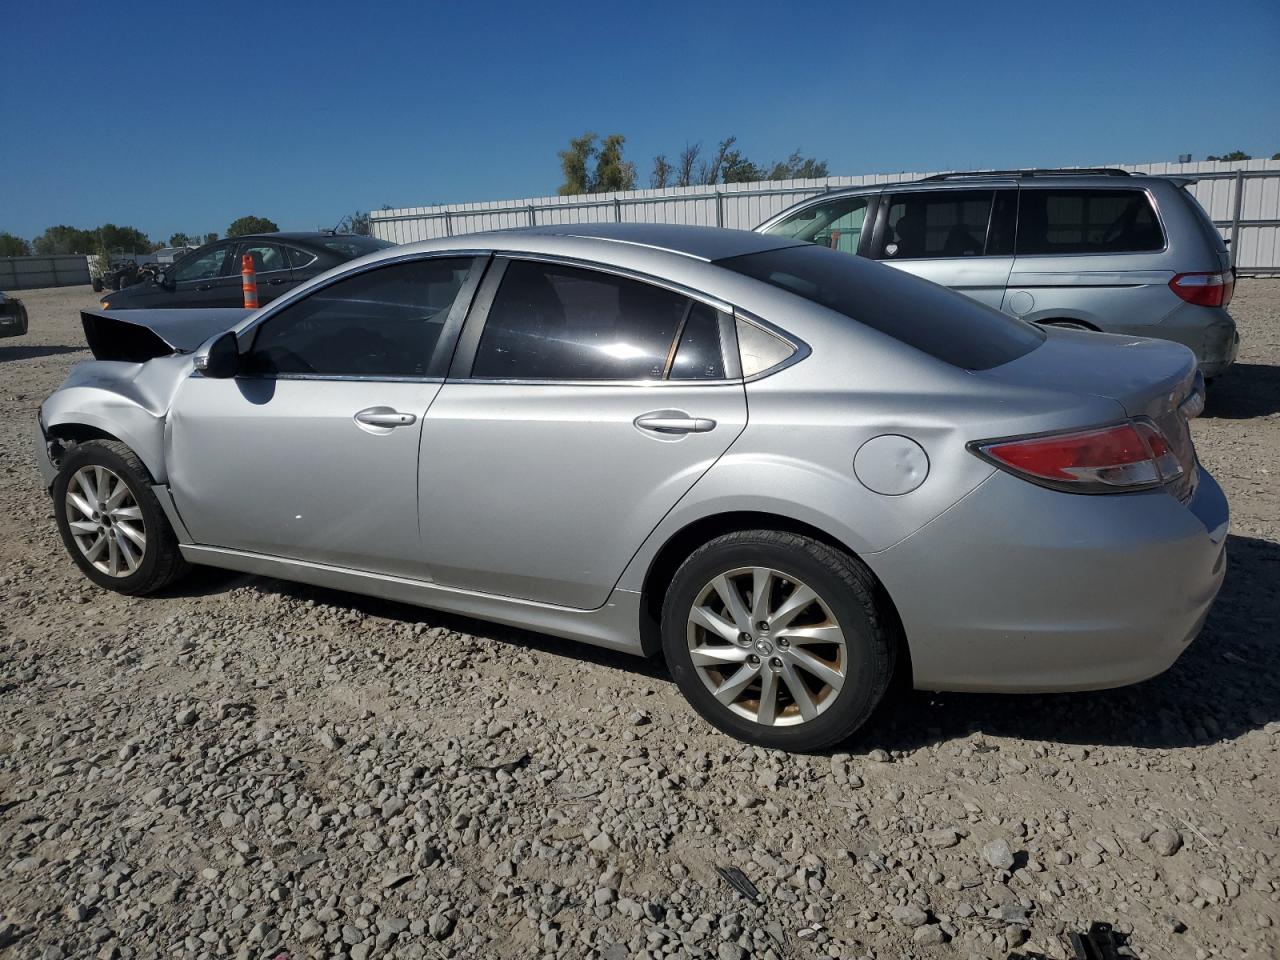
880,190 -> 994,259
173,243 -> 230,282
242,258 -> 473,378
472,261 -> 720,381
763,196 -> 870,255
1017,189 -> 1163,255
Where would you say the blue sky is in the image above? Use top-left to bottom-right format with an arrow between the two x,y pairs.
2,0 -> 1277,243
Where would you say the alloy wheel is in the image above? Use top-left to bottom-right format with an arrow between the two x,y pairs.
64,464 -> 147,578
686,566 -> 847,727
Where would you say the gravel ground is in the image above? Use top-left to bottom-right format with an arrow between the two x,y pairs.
1,283 -> 1278,960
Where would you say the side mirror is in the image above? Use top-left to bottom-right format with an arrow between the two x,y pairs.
194,331 -> 240,378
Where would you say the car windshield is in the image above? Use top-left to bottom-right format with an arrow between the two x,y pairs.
321,236 -> 395,258
717,243 -> 1044,371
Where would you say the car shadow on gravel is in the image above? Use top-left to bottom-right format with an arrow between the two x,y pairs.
1204,362 -> 1280,419
853,532 -> 1280,755
0,344 -> 84,363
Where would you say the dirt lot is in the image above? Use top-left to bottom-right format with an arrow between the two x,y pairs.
1,283 -> 1278,960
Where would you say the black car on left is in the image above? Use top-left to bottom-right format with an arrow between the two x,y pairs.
98,232 -> 395,310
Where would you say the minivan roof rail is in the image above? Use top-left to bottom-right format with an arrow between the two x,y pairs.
921,168 -> 1132,181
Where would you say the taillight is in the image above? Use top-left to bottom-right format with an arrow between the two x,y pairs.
1169,270 -> 1234,308
971,420 -> 1184,493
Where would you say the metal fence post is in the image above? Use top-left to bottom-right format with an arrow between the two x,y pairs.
613,197 -> 623,222
715,191 -> 723,227
442,211 -> 453,238
527,205 -> 537,227
1229,170 -> 1246,260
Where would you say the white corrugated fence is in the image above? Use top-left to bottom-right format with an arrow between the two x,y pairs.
371,158 -> 1280,274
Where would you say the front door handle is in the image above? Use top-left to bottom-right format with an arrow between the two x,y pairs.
634,414 -> 716,435
195,283 -> 215,291
265,277 -> 289,286
355,407 -> 417,428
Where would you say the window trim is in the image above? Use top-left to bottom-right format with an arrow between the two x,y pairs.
172,241 -> 234,284
231,239 -> 291,278
734,310 -> 810,382
761,191 -> 879,257
1011,185 -> 1169,258
233,253 -> 489,383
282,245 -> 320,271
448,253 -> 742,387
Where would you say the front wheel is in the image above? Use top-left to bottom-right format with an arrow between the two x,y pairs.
52,440 -> 188,595
661,530 -> 896,751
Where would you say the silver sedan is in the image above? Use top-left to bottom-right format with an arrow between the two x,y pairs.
35,224 -> 1228,750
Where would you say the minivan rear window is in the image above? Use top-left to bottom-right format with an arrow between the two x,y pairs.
718,244 -> 1043,371
1017,189 -> 1164,255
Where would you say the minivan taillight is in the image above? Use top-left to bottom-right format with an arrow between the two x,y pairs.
1169,270 -> 1234,308
971,420 -> 1184,493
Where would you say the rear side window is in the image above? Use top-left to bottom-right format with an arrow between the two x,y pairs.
1017,189 -> 1164,254
880,190 -> 994,259
243,258 -> 473,377
762,195 -> 870,255
718,243 -> 1043,371
472,261 -> 724,381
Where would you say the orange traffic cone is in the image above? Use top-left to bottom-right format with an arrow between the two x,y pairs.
241,254 -> 259,309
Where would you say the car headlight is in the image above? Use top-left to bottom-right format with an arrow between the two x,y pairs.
100,301 -> 110,309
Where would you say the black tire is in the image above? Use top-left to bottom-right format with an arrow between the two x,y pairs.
114,274 -> 127,291
52,439 -> 189,595
661,530 -> 896,751
92,277 -> 104,293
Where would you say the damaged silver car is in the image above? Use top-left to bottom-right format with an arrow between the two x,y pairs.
35,224 -> 1228,750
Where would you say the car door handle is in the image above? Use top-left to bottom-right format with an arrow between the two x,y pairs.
354,407 -> 417,428
195,283 -> 215,291
265,277 -> 289,286
634,414 -> 716,434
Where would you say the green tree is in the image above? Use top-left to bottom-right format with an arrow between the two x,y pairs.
227,216 -> 279,238
593,134 -> 637,193
1272,152 -> 1280,161
557,132 -> 598,195
0,232 -> 31,257
335,211 -> 372,236
168,232 -> 191,248
202,232 -> 219,245
766,150 -> 829,180
650,155 -> 673,189
96,224 -> 150,253
33,225 -> 96,255
1207,150 -> 1251,161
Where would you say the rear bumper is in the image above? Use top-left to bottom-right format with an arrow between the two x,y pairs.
868,467 -> 1229,693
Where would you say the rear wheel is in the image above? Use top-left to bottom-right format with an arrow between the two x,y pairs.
52,440 -> 188,595
661,530 -> 896,751
91,277 -> 104,293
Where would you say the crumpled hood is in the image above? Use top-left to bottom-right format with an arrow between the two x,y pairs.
81,307 -> 252,361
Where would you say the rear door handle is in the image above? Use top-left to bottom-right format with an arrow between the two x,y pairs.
634,414 -> 716,435
355,407 -> 417,428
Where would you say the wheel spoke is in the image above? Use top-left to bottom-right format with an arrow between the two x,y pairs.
85,533 -> 108,561
107,536 -> 121,576
711,574 -> 752,632
689,604 -> 741,644
76,470 -> 98,504
780,662 -> 819,721
756,667 -> 779,725
68,491 -> 95,519
113,529 -> 138,572
778,623 -> 844,647
111,505 -> 142,522
94,467 -> 110,503
749,568 -> 773,624
790,649 -> 845,691
712,662 -> 760,705
689,644 -> 750,668
69,519 -> 99,536
769,584 -> 817,630
116,521 -> 146,550
106,477 -> 130,509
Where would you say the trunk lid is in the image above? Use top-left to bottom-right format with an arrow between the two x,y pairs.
975,327 -> 1201,499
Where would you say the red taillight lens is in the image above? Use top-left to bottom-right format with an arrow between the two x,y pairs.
1169,270 -> 1233,308
974,420 -> 1184,493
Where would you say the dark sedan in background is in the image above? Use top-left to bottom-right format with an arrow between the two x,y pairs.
0,292 -> 29,338
98,232 -> 394,310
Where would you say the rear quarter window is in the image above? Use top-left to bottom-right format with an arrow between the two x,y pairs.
718,243 -> 1043,371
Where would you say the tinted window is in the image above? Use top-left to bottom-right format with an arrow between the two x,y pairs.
718,244 -> 1043,371
243,258 -> 472,377
1017,189 -> 1163,254
472,261 -> 689,381
322,236 -> 396,259
669,303 -> 726,380
285,246 -> 319,269
173,243 -> 229,282
764,196 -> 870,255
235,241 -> 287,274
881,190 -> 993,259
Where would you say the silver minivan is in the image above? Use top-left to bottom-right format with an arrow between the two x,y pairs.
756,169 -> 1238,377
